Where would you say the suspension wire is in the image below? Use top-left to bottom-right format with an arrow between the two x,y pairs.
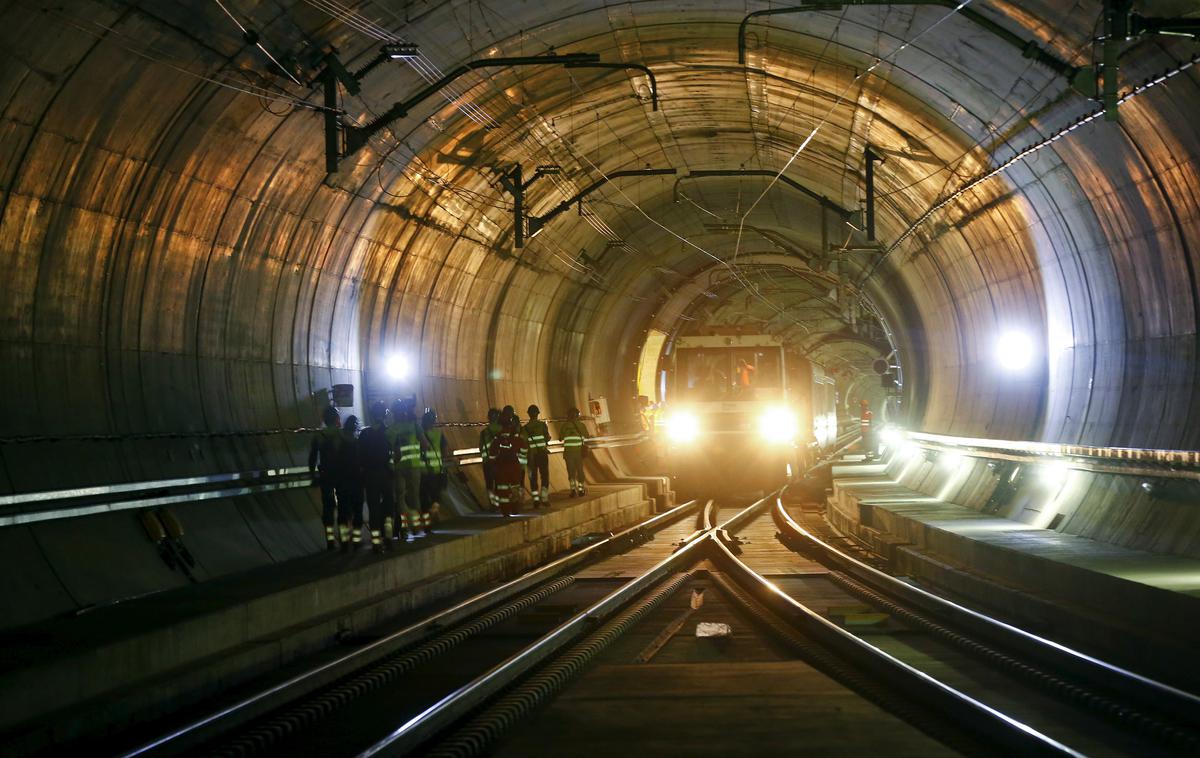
729,1 -> 976,266
861,50 -> 1200,286
211,0 -> 304,85
36,4 -> 328,112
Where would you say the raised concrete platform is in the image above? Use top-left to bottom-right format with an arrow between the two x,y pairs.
0,482 -> 652,753
826,459 -> 1200,689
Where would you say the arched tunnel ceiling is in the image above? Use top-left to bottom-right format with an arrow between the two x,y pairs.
2,0 -> 1200,493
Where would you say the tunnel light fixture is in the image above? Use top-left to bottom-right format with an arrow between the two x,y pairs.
938,449 -> 965,470
878,426 -> 901,449
383,43 -> 421,60
996,330 -> 1035,372
1037,460 -> 1071,489
384,353 -> 411,381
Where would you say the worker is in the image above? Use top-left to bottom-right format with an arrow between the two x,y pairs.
523,405 -> 551,507
387,397 -> 424,542
360,400 -> 395,554
337,415 -> 365,551
735,357 -> 756,397
558,407 -> 589,497
420,408 -> 452,535
860,399 -> 875,461
479,408 -> 502,510
499,404 -> 524,505
637,395 -> 655,434
308,405 -> 342,551
489,414 -> 529,517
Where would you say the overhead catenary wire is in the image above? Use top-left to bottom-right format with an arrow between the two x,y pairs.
37,4 -> 329,112
211,0 -> 304,86
297,0 -> 969,346
860,49 -> 1200,287
730,1 -> 976,266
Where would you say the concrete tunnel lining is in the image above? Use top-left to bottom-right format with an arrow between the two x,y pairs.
1,0 -> 1199,625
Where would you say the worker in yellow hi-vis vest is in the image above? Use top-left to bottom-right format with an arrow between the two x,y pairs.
420,408 -> 452,535
388,397 -> 425,542
523,405 -> 551,508
479,407 -> 502,510
558,407 -> 589,497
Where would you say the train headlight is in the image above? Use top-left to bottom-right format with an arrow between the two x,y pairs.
664,411 -> 700,443
758,406 -> 797,444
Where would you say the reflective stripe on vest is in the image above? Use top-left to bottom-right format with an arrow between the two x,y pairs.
523,421 -> 549,452
424,428 -> 444,471
561,422 -> 586,449
388,423 -> 423,468
480,423 -> 501,461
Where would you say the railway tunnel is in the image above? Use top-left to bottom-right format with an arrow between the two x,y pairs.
3,0 -> 1200,754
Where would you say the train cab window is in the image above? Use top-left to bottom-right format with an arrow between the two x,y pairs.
732,349 -> 782,400
678,349 -> 730,401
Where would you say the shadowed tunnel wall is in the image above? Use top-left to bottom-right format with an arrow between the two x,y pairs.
1,0 -> 1198,626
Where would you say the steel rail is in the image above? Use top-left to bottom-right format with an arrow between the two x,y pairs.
357,528 -> 715,756
706,530 -> 1083,756
359,493 -> 780,757
771,499 -> 1200,726
121,497 -> 702,756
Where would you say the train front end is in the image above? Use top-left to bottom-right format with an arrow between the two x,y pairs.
658,336 -> 798,497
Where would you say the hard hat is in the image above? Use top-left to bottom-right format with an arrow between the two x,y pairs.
322,405 -> 341,426
423,409 -> 437,425
527,404 -> 540,416
370,400 -> 388,423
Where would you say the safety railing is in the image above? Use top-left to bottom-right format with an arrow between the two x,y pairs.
891,430 -> 1200,481
0,432 -> 648,528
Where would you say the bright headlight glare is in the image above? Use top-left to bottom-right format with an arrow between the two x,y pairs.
758,406 -> 796,444
664,411 -> 700,443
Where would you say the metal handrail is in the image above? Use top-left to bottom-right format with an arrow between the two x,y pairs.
0,433 -> 649,528
897,430 -> 1200,480
907,430 -> 1200,466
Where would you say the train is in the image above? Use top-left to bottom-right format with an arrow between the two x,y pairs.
654,334 -> 840,496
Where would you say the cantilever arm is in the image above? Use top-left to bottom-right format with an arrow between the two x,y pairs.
527,168 -> 677,237
564,60 -> 659,111
343,53 -> 600,158
738,2 -> 1076,79
676,170 -> 852,220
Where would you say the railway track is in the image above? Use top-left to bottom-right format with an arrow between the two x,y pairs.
117,490 -> 1200,757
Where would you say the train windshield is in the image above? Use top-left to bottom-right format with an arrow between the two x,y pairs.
675,347 -> 782,402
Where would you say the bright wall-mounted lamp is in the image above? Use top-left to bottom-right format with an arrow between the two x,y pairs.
384,353 -> 411,381
996,330 -> 1035,372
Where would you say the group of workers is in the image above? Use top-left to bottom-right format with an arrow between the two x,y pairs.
308,397 -> 450,553
477,405 -> 591,517
309,400 -> 591,550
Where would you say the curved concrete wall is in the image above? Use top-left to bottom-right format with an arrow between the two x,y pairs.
2,2 -> 1199,622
